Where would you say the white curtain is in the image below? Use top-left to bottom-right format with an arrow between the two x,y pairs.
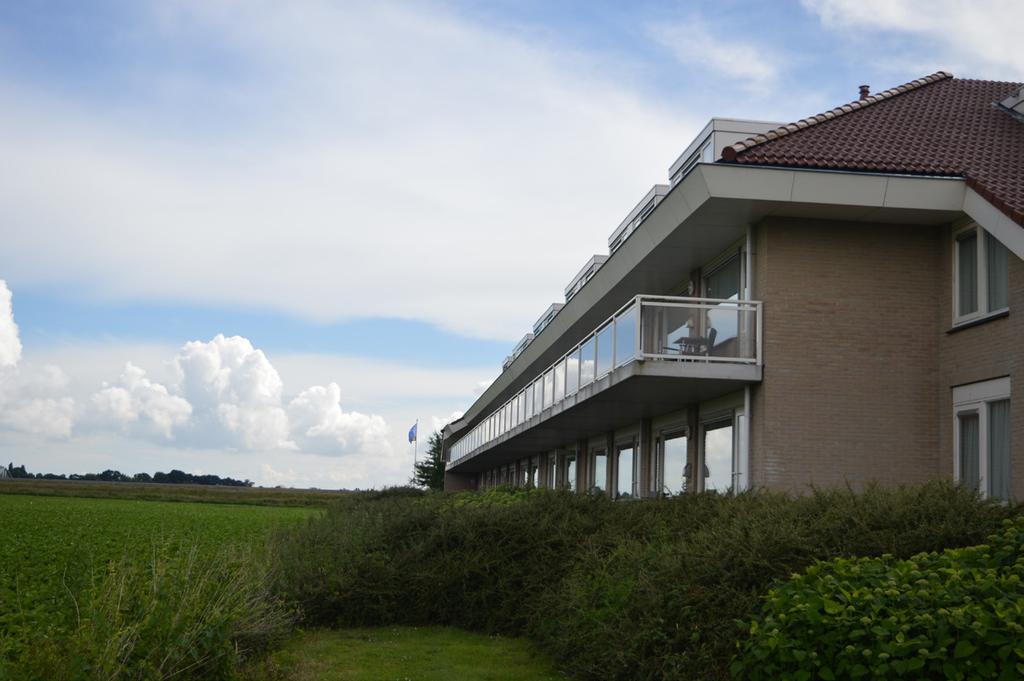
986,232 -> 1009,311
959,412 -> 980,492
958,232 -> 978,315
989,400 -> 1011,501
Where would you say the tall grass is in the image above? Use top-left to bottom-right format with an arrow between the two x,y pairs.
6,543 -> 294,681
268,481 -> 1018,680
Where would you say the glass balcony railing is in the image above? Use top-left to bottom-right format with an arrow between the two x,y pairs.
448,295 -> 762,465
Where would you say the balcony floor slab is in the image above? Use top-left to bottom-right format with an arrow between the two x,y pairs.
447,359 -> 761,473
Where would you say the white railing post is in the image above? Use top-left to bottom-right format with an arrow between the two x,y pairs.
756,301 -> 763,366
634,295 -> 643,361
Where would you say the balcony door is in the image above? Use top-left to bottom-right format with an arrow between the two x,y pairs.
699,407 -> 748,494
592,450 -> 608,494
615,442 -> 636,500
656,430 -> 687,496
702,252 -> 742,353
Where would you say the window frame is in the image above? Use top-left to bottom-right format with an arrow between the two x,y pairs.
563,452 -> 577,492
613,437 -> 639,500
655,426 -> 689,497
953,376 -> 1011,501
953,223 -> 1010,326
591,448 -> 608,494
697,407 -> 746,494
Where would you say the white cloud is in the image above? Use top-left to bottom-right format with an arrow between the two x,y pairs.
0,281 -> 22,368
77,333 -> 403,462
91,362 -> 192,439
4,331 -> 485,486
649,20 -> 781,94
0,2 -> 694,342
173,335 -> 293,450
431,410 -> 464,436
0,281 -> 74,438
287,382 -> 390,457
0,397 -> 74,439
803,0 -> 1024,79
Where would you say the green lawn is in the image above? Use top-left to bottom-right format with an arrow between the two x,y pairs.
261,627 -> 566,681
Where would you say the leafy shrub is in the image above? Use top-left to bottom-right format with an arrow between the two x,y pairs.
7,543 -> 294,681
269,480 -> 1017,680
734,516 -> 1024,680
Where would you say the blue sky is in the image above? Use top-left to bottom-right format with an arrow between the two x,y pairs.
0,0 -> 1019,488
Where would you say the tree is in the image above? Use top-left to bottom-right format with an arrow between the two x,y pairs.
411,431 -> 445,491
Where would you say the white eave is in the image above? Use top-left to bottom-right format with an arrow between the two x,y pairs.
447,161 -> 1014,442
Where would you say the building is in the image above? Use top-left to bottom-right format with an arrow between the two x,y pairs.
441,71 -> 1024,502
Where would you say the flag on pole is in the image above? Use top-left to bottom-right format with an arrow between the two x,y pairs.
408,422 -> 418,443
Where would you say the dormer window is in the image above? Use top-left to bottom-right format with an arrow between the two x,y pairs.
954,224 -> 1008,325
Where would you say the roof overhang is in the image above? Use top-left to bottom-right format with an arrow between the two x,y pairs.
963,185 -> 1024,260
445,163 -> 978,446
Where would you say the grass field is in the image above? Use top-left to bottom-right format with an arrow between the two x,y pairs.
258,627 -> 566,681
0,492 -> 316,667
0,478 -> 345,506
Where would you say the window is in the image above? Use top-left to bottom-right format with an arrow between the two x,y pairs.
703,253 -> 742,348
954,377 -> 1011,501
592,450 -> 607,493
702,419 -> 734,493
530,458 -> 540,488
955,225 -> 1009,324
615,444 -> 636,500
659,431 -> 687,495
547,453 -> 558,488
565,454 -> 577,492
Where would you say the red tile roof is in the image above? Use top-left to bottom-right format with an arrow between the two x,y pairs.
721,72 -> 1024,226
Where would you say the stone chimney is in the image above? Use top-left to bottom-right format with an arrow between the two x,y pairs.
859,84 -> 870,101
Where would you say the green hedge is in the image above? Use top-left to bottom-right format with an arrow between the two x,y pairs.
269,481 -> 1016,680
734,517 -> 1024,680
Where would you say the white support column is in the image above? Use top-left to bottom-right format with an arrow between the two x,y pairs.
738,385 -> 752,492
745,224 -> 754,299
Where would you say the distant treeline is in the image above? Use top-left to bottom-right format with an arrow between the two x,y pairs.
3,463 -> 253,487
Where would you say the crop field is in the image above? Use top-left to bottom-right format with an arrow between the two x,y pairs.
0,492 -> 316,665
0,478 -> 346,506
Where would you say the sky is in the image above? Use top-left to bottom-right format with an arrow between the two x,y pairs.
0,0 -> 1020,489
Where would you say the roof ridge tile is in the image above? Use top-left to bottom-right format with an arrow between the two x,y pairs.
720,71 -> 954,161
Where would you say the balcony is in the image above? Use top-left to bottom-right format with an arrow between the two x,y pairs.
448,295 -> 762,469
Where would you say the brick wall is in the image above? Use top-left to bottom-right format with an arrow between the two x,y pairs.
936,223 -> 1024,499
752,217 -> 942,492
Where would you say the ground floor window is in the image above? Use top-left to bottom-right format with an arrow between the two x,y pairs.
592,450 -> 607,493
564,454 -> 577,492
702,418 -> 734,493
547,453 -> 558,489
954,377 -> 1011,501
697,403 -> 748,494
530,458 -> 540,488
658,431 -> 687,495
615,443 -> 636,500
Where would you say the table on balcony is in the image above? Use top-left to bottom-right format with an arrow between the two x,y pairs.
669,336 -> 714,355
